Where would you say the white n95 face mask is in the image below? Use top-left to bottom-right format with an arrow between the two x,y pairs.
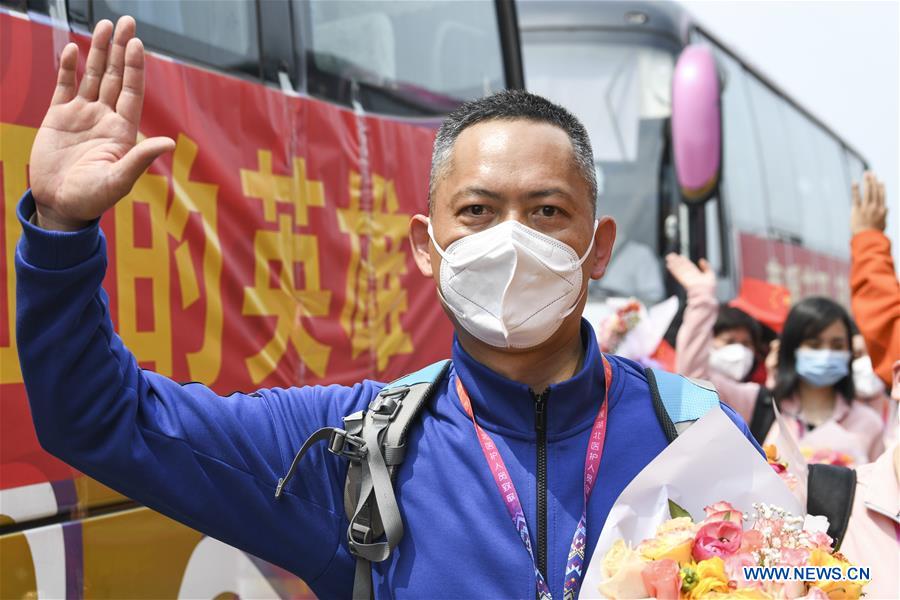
708,343 -> 755,382
852,355 -> 886,398
428,219 -> 598,349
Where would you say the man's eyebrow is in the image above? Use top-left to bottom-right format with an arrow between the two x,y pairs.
451,187 -> 503,202
526,187 -> 573,200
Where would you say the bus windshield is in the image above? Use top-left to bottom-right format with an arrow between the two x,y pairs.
522,32 -> 676,304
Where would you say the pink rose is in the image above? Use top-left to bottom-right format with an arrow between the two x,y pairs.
779,547 -> 810,567
640,559 -> 680,600
692,520 -> 743,561
740,529 -> 765,553
724,552 -> 757,582
702,501 -> 744,526
806,531 -> 834,551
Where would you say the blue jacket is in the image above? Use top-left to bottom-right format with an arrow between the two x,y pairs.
15,191 -> 760,599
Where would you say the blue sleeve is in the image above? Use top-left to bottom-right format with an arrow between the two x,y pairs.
14,191 -> 371,586
719,401 -> 766,458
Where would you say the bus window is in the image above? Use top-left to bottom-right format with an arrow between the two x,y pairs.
810,125 -> 853,257
522,30 -> 676,305
844,149 -> 866,185
93,0 -> 261,78
300,0 -> 504,116
744,75 -> 803,243
258,0 -> 297,87
712,48 -> 769,238
781,101 -> 836,256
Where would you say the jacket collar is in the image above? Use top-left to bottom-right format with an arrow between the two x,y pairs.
450,319 -> 607,441
859,444 -> 900,523
780,393 -> 851,424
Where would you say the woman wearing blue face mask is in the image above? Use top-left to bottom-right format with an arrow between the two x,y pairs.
773,297 -> 885,465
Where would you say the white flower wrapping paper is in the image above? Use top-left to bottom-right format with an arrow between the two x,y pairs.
580,408 -> 803,599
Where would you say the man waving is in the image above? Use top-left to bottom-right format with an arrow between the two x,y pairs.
17,17 -> 757,599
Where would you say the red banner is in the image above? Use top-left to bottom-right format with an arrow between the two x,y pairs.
1,12 -> 453,498
738,231 -> 851,310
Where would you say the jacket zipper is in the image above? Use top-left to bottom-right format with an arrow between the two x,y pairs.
533,388 -> 549,598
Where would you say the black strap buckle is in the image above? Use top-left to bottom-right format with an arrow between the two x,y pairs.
369,386 -> 408,421
349,522 -> 373,546
328,429 -> 367,459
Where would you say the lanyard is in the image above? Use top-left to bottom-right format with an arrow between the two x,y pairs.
455,354 -> 612,600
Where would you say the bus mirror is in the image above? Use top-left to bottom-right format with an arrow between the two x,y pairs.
671,44 -> 722,204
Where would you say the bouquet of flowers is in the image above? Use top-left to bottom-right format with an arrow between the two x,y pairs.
597,299 -> 644,354
581,409 -> 865,599
591,296 -> 679,368
597,500 -> 866,599
800,447 -> 854,468
764,445 -> 799,491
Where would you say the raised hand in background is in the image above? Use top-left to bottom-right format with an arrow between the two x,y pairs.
850,171 -> 887,236
665,252 -> 716,294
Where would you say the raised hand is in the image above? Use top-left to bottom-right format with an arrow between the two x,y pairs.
29,17 -> 175,231
665,253 -> 716,293
850,171 -> 887,236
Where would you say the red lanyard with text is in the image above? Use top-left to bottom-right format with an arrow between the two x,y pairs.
455,354 -> 612,600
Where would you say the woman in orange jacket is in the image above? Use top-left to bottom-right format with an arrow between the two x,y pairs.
850,171 -> 899,387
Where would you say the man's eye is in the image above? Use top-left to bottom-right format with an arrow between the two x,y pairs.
539,206 -> 558,217
467,205 -> 486,216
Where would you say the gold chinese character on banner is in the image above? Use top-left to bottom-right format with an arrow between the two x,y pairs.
240,150 -> 331,383
0,124 -> 37,384
338,172 -> 412,373
115,134 -> 223,381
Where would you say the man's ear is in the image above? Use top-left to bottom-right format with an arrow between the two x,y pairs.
589,216 -> 616,280
409,214 -> 433,278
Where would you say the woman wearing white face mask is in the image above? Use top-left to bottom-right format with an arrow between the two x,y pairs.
666,254 -> 769,428
772,297 -> 885,464
851,330 -> 895,446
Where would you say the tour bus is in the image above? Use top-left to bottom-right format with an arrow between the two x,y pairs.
519,0 -> 867,319
0,0 -> 522,596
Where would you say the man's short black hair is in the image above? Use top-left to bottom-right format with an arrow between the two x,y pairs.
428,90 -> 597,213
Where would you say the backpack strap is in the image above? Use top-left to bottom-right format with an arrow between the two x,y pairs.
274,359 -> 451,600
645,367 -> 720,443
807,463 -> 857,550
343,359 -> 451,599
748,386 -> 776,445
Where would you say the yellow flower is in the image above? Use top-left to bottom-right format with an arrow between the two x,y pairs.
688,558 -> 730,599
696,557 -> 727,580
601,540 -> 638,579
597,540 -> 650,599
811,580 -> 864,600
809,549 -> 842,568
657,516 -> 697,535
638,517 -> 697,564
806,551 -> 866,599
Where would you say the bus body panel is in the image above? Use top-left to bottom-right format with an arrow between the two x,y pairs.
1,505 -> 315,598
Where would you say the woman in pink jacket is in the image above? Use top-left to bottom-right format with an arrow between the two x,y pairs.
667,254 -> 885,465
840,360 -> 900,600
